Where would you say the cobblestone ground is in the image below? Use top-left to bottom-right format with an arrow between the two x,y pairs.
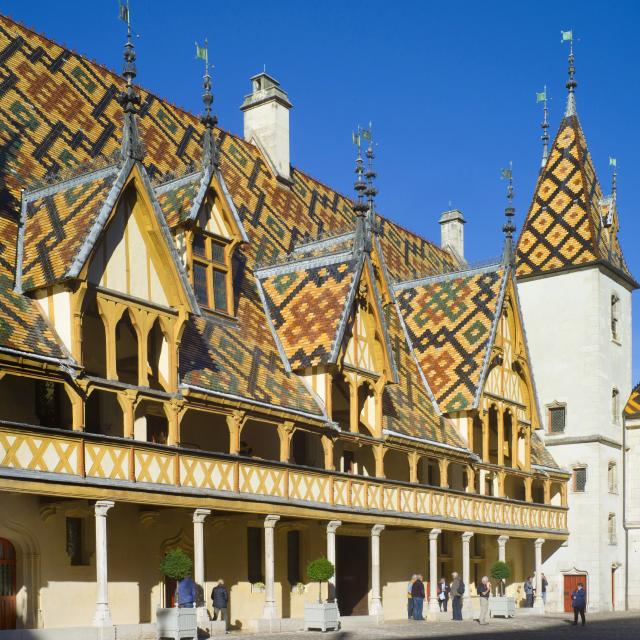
230,612 -> 640,639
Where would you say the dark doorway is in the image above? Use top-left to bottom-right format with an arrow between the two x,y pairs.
336,535 -> 369,616
0,538 -> 16,629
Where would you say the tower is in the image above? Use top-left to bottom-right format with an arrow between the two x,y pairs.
516,36 -> 637,612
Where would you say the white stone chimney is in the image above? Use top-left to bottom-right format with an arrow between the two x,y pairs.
240,72 -> 292,182
438,209 -> 466,259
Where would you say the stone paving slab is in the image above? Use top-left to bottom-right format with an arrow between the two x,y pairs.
221,612 -> 640,640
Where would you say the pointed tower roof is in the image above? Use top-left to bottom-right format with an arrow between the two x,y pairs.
516,48 -> 635,287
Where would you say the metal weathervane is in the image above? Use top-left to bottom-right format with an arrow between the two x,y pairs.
536,85 -> 549,168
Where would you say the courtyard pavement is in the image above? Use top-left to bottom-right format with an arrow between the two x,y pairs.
229,611 -> 640,639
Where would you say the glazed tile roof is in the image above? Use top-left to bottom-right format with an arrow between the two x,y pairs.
516,112 -> 634,285
530,431 -> 559,469
394,265 -> 506,413
625,382 -> 640,419
19,167 -> 118,291
155,172 -> 201,228
259,257 -> 360,370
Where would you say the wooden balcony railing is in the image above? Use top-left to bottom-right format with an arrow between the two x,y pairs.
0,422 -> 568,534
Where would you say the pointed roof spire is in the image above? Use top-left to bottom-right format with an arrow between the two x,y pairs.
196,38 -> 219,170
118,0 -> 143,161
562,30 -> 577,117
610,156 -> 617,200
363,122 -> 378,246
537,85 -> 550,169
500,162 -> 516,266
352,127 -> 369,254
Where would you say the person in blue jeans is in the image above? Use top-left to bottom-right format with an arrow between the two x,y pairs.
175,575 -> 196,608
407,575 -> 417,619
571,582 -> 587,626
411,575 -> 425,620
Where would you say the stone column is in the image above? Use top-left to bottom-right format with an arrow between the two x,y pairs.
428,528 -> 441,613
326,521 -> 341,603
497,408 -> 505,466
497,535 -> 509,596
534,538 -> 545,611
193,508 -> 211,626
92,500 -> 115,626
370,524 -> 385,616
461,532 -> 474,620
263,515 -> 280,619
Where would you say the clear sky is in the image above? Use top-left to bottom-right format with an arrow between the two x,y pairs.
5,0 -> 640,381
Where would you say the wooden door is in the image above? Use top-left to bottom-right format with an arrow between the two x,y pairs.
336,535 -> 369,616
563,574 -> 586,612
0,538 -> 16,630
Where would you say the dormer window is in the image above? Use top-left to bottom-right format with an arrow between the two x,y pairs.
191,229 -> 231,314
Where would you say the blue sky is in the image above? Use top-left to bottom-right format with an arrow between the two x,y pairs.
5,0 -> 640,380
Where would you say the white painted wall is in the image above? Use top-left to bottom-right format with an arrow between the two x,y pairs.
625,417 -> 640,609
518,267 -> 632,612
244,100 -> 290,180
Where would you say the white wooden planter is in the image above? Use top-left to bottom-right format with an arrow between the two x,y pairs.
304,602 -> 339,632
489,596 -> 516,618
156,607 -> 198,640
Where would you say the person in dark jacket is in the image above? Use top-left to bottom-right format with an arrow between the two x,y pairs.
175,575 -> 196,608
211,579 -> 229,630
571,582 -> 587,626
411,574 -> 426,620
450,572 -> 464,620
437,577 -> 449,612
541,573 -> 548,603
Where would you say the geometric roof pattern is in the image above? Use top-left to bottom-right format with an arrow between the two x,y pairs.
260,257 -> 359,370
516,112 -> 634,285
155,172 -> 201,229
395,265 -> 506,413
625,382 -> 640,419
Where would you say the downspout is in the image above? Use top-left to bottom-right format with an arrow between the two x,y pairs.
622,413 -> 628,611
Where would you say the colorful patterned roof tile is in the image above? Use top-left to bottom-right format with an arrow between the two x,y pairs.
19,167 -> 118,291
259,257 -> 360,370
516,113 -> 634,285
154,172 -> 201,228
625,382 -> 640,419
394,265 -> 506,413
530,431 -> 559,469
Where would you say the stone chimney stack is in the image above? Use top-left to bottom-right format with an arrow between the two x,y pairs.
438,209 -> 466,259
240,72 -> 292,182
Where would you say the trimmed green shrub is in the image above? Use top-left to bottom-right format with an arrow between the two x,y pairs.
306,557 -> 335,603
160,548 -> 193,580
490,560 -> 511,596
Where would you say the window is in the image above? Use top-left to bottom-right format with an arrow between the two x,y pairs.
191,230 -> 231,314
66,517 -> 88,565
247,527 -> 263,583
608,513 -> 617,545
573,467 -> 587,492
611,294 -> 620,342
608,462 -> 618,493
612,389 -> 620,424
548,405 -> 566,434
287,530 -> 301,585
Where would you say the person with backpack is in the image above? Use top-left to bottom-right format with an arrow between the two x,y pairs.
450,571 -> 465,620
571,582 -> 587,626
411,574 -> 426,620
477,576 -> 491,625
211,579 -> 229,631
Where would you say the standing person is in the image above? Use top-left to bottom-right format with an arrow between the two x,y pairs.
571,582 -> 587,626
477,576 -> 491,625
411,574 -> 426,620
437,576 -> 449,612
524,576 -> 534,608
407,575 -> 417,620
541,573 -> 548,604
450,571 -> 464,621
211,579 -> 229,631
175,574 -> 196,608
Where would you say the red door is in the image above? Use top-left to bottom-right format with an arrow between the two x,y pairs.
0,538 -> 16,630
563,574 -> 586,612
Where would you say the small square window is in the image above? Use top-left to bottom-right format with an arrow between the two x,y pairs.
211,242 -> 225,264
549,406 -> 566,433
192,232 -> 206,257
574,467 -> 587,492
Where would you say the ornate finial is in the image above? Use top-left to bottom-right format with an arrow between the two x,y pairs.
362,122 -> 378,248
352,127 -> 369,253
561,30 -> 577,117
196,39 -> 219,169
609,156 -> 617,199
500,162 -> 516,266
118,0 -> 143,161
536,86 -> 549,169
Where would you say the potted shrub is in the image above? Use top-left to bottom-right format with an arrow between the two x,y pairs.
489,560 -> 515,618
303,557 -> 339,632
156,548 -> 198,639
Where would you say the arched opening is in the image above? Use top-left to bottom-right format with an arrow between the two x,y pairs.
482,470 -> 498,497
240,420 -> 279,462
85,389 -> 123,437
549,481 -> 563,506
134,399 -> 168,444
448,462 -> 466,491
504,410 -> 514,467
146,318 -> 169,391
330,374 -> 350,431
81,292 -> 106,377
383,448 -> 410,482
503,474 -> 525,501
179,409 -> 229,453
416,456 -> 440,487
0,537 -> 16,630
290,430 -> 325,469
334,441 -> 375,476
0,375 -> 71,429
115,310 -> 139,385
488,405 -> 499,464
472,415 -> 483,457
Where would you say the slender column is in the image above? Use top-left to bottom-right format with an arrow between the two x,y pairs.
165,401 -> 182,446
525,427 -> 532,471
326,521 -> 341,603
263,515 -> 280,619
438,458 -> 449,488
511,422 -> 519,468
348,376 -> 360,433
461,532 -> 474,619
534,538 -> 545,611
321,435 -> 334,470
277,421 -> 294,462
465,465 -> 475,493
482,412 -> 490,462
193,508 -> 211,626
92,500 -> 115,626
373,444 -> 385,478
409,452 -> 419,484
226,410 -> 246,455
117,390 -> 136,439
428,528 -> 441,613
524,476 -> 533,502
543,479 -> 551,505
370,524 -> 385,616
497,408 -> 505,466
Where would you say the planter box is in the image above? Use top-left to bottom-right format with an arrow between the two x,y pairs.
156,607 -> 197,640
304,602 -> 339,632
489,596 -> 516,618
